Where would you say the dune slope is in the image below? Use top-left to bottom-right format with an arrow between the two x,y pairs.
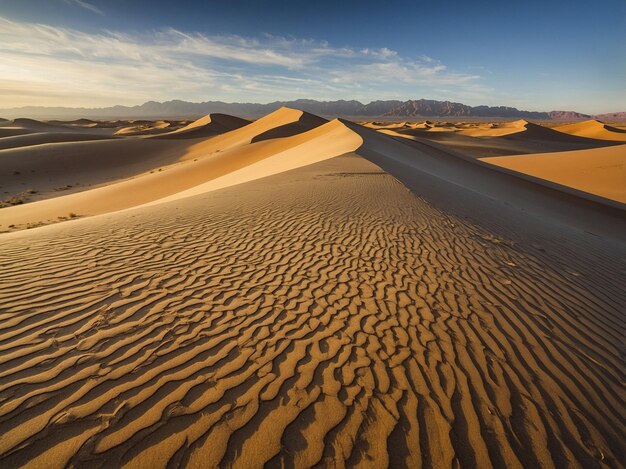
0,138 -> 195,204
482,144 -> 626,203
153,114 -> 250,139
375,120 -> 618,158
0,149 -> 623,468
554,120 -> 626,142
345,121 -> 626,239
457,119 -> 536,137
114,121 -> 172,136
147,118 -> 362,205
10,118 -> 78,133
0,132 -> 117,151
175,107 -> 327,157
0,119 -> 360,229
0,127 -> 37,138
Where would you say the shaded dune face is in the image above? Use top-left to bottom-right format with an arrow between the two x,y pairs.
343,119 -> 626,236
11,118 -> 77,133
0,127 -> 38,138
250,111 -> 327,143
0,118 -> 119,148
0,109 -> 624,468
195,107 -> 328,151
0,132 -> 117,151
153,108 -> 324,142
151,114 -> 251,139
0,138 -> 194,204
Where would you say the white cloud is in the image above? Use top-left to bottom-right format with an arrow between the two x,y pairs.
0,16 -> 484,107
63,0 -> 104,16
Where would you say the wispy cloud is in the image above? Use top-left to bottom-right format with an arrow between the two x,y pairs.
63,0 -> 105,16
0,16 -> 485,107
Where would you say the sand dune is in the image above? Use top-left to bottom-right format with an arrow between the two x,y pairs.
11,118 -> 78,133
247,107 -> 327,142
375,120 -> 620,158
146,119 -> 362,205
0,109 -> 331,227
0,132 -> 117,151
0,110 -> 624,468
0,151 -> 623,468
153,114 -> 250,139
0,118 -> 125,139
457,119 -> 533,137
482,144 -> 626,203
362,121 -> 437,132
49,119 -> 100,127
0,118 -> 360,229
0,127 -> 37,138
2,112 -> 622,232
86,120 -> 156,130
168,107 -> 328,161
345,120 -> 626,238
0,139 -> 193,205
413,122 -> 432,129
456,119 -> 611,143
554,119 -> 626,142
114,121 -> 173,136
362,121 -> 410,130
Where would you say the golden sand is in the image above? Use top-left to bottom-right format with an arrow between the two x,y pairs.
0,112 -> 624,467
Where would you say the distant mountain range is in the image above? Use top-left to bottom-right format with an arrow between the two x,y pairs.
0,99 -> 622,120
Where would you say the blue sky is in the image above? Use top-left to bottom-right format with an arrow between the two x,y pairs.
0,0 -> 624,113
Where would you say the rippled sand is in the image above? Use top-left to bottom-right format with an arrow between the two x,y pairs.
0,113 -> 624,468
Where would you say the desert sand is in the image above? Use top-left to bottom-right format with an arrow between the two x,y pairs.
554,120 -> 626,142
152,114 -> 251,139
482,144 -> 626,203
0,112 -> 624,468
362,119 -> 622,158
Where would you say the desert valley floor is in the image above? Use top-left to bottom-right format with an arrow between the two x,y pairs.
0,111 -> 624,468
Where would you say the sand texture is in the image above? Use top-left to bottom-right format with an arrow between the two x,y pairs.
0,111 -> 624,468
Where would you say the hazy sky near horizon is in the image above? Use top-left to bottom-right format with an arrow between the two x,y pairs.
0,0 -> 624,113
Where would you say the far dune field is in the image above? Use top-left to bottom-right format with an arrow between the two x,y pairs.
0,112 -> 624,468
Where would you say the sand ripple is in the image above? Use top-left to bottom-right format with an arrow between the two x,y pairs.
0,155 -> 623,468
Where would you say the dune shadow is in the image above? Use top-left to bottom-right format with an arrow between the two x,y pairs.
251,113 -> 327,143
